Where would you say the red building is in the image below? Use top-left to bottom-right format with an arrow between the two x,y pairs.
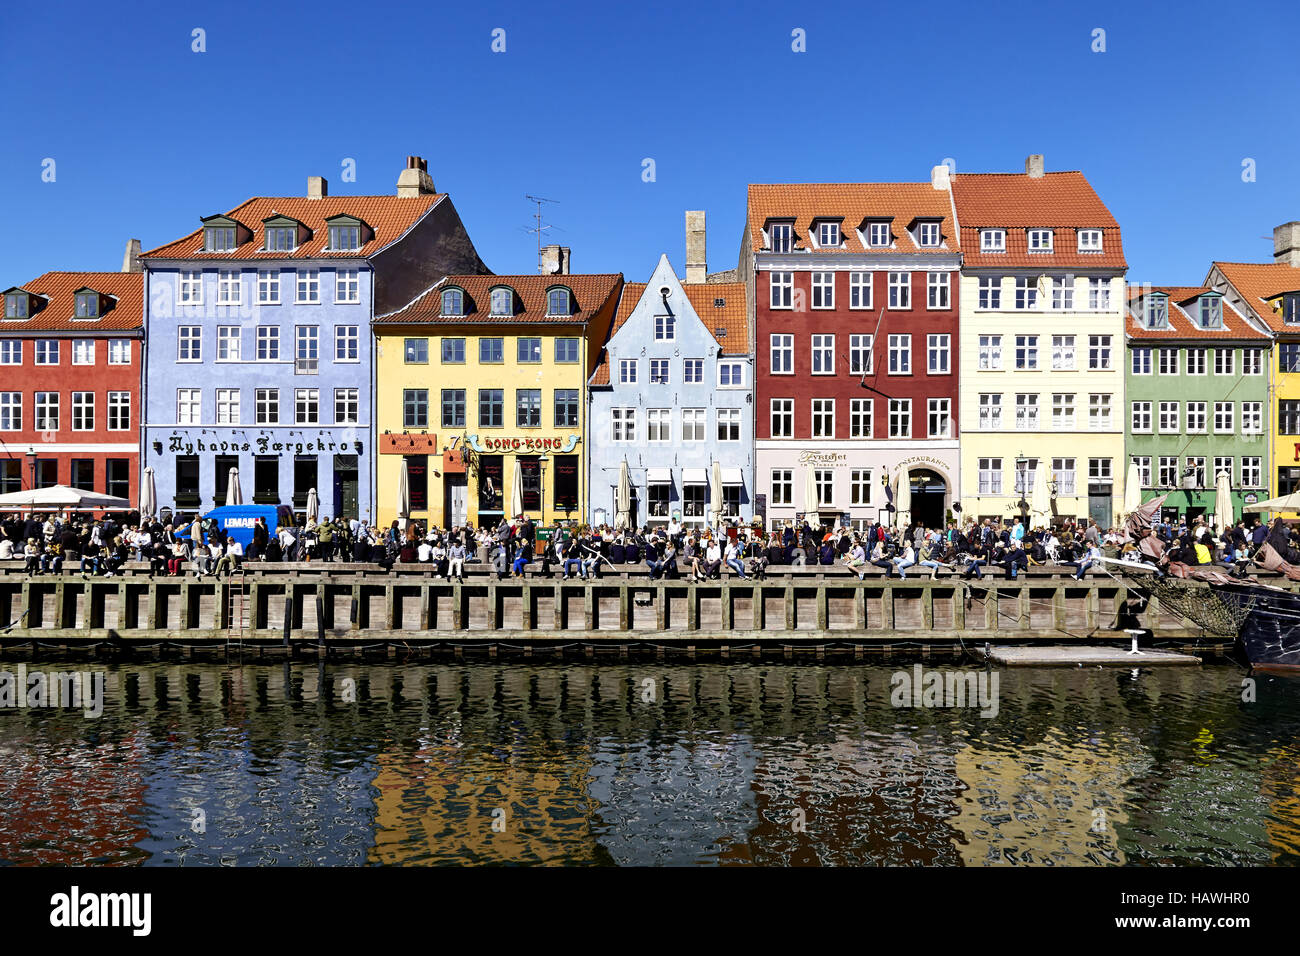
0,270 -> 143,502
742,169 -> 962,530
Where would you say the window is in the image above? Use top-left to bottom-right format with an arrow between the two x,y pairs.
646,408 -> 672,442
978,393 -> 1002,429
654,314 -> 676,340
1243,349 -> 1263,375
611,407 -> 636,442
295,388 -> 319,424
264,225 -> 297,252
770,399 -> 793,438
1132,347 -> 1152,375
770,334 -> 793,374
1131,401 -> 1152,433
978,458 -> 1002,495
441,288 -> 464,317
980,230 -> 1006,253
815,470 -> 834,507
106,459 -> 128,500
1051,276 -> 1073,310
1143,295 -> 1169,329
1214,349 -> 1234,376
1186,401 -> 1207,433
1158,401 -> 1180,434
1015,393 -> 1039,430
929,398 -> 951,438
682,407 -> 706,442
439,337 -> 464,364
205,225 -> 236,252
771,470 -> 793,505
850,272 -> 872,309
811,334 -> 834,374
1078,229 -> 1103,253
438,389 -> 465,428
176,388 -> 200,426
1242,402 -> 1263,434
927,272 -> 950,309
215,388 -> 240,424
816,221 -> 841,247
1131,456 -> 1151,488
1285,294 -> 1300,325
867,221 -> 892,247
770,272 -> 793,309
1158,456 -> 1179,487
403,389 -> 429,428
295,326 -> 319,374
850,398 -> 873,438
1283,343 -> 1300,373
1052,393 -> 1075,428
0,342 -> 19,365
887,334 -> 911,374
255,389 -> 279,424
257,270 -> 280,303
769,222 -> 793,253
489,287 -> 513,316
811,399 -> 835,438
619,358 -> 638,384
1088,335 -> 1112,370
717,408 -> 741,441
928,334 -> 950,374
517,337 -> 542,363
335,388 -> 359,425
217,270 -> 241,305
1014,277 -> 1037,310
650,358 -> 670,384
812,272 -> 834,308
1283,402 -> 1300,435
683,358 -> 704,383
1184,456 -> 1206,487
1028,229 -> 1054,252
4,293 -> 28,319
1089,458 -> 1113,483
555,337 -> 579,363
0,392 -> 21,430
296,270 -> 320,303
179,270 -> 202,305
1157,347 -> 1178,375
1198,296 -> 1223,329
1214,402 -> 1235,434
1088,277 -> 1110,310
917,221 -> 941,247
67,457 -> 88,490
1053,458 -> 1076,496
850,470 -> 873,506
256,326 -> 279,361
217,326 -> 240,361
253,456 -> 278,505
888,399 -> 911,438
888,272 -> 911,309
478,389 -> 503,428
978,334 -> 1002,370
1243,457 -> 1262,487
1052,335 -> 1075,370
554,390 -> 579,428
36,340 -> 59,365
978,276 -> 1001,309
479,338 -> 504,363
1186,348 -> 1207,375
1088,393 -> 1112,429
331,268 -> 359,304
333,326 -> 361,362
516,389 -> 542,427
328,224 -> 361,251
1015,335 -> 1038,370
547,289 -> 571,315
66,339 -> 93,365
719,361 -> 744,387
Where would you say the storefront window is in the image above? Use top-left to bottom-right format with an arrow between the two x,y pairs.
293,456 -> 318,510
254,456 -> 279,505
478,456 -> 503,512
176,456 -> 200,507
405,455 -> 428,512
649,483 -> 670,517
553,455 -> 578,512
214,454 -> 239,505
684,485 -> 705,517
71,459 -> 94,491
106,459 -> 129,501
519,456 -> 540,512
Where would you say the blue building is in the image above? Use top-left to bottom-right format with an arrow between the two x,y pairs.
588,254 -> 752,528
139,157 -> 487,522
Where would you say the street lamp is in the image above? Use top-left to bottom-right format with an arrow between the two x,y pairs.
25,450 -> 36,490
537,456 -> 548,524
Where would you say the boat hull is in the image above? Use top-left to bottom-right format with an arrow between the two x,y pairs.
1213,582 -> 1300,671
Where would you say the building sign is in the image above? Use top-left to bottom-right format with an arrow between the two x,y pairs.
381,433 -> 438,454
893,455 -> 948,473
164,432 -> 355,456
1245,493 -> 1259,504
797,451 -> 848,466
467,434 -> 579,454
442,448 -> 467,474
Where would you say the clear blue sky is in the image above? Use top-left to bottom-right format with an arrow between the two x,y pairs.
2,0 -> 1296,289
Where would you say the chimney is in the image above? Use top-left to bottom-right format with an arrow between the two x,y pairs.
307,176 -> 328,200
930,164 -> 950,191
396,156 -> 436,197
685,210 -> 707,284
1025,154 -> 1045,178
540,245 -> 571,275
1275,222 -> 1300,268
122,238 -> 142,273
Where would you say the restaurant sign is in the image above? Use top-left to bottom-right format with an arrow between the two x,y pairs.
467,434 -> 580,454
165,432 -> 355,456
797,451 -> 848,466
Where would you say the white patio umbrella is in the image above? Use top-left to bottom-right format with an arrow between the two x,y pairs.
396,458 -> 410,530
1030,465 -> 1052,527
1245,491 -> 1300,514
225,466 -> 243,506
306,487 -> 319,524
510,459 -> 525,518
614,460 -> 631,529
1214,470 -> 1234,534
893,469 -> 911,529
1123,459 -> 1142,517
803,466 -> 818,516
709,460 -> 724,528
0,485 -> 131,510
140,466 -> 157,517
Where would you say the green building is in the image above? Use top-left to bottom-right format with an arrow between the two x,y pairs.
1125,286 -> 1271,523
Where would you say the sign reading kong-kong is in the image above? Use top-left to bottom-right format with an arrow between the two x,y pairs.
467,434 -> 580,454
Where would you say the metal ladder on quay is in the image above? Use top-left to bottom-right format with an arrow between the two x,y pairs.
226,568 -> 248,650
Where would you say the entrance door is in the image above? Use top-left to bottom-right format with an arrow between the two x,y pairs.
446,475 -> 468,527
908,470 -> 948,528
333,454 -> 358,519
1088,484 -> 1113,526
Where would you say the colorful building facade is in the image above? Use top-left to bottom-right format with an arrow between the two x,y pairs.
588,255 -> 750,528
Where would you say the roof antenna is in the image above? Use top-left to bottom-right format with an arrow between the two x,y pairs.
524,195 -> 560,272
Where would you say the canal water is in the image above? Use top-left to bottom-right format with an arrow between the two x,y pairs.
0,661 -> 1296,866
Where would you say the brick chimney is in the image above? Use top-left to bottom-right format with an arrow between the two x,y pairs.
307,176 -> 328,200
540,245 -> 571,275
1025,154 -> 1045,178
1275,222 -> 1300,268
685,210 -> 707,284
121,239 -> 142,273
930,164 -> 950,191
396,156 -> 436,197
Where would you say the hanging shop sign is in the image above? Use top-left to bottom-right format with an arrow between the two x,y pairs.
381,433 -> 438,454
466,434 -> 580,454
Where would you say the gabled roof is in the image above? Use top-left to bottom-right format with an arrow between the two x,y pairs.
140,194 -> 442,260
1212,261 -> 1300,332
746,183 -> 958,255
951,171 -> 1126,270
0,272 -> 142,332
376,273 -> 623,326
1126,285 -> 1267,342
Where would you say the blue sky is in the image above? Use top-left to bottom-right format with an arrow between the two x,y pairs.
1,0 -> 1296,289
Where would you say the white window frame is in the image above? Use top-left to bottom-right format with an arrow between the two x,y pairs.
887,272 -> 911,310
978,334 -> 1002,370
1078,229 -> 1103,253
928,333 -> 950,374
1131,401 -> 1152,433
770,334 -> 793,375
107,339 -> 130,364
850,398 -> 873,438
926,272 -> 950,310
296,269 -> 320,304
215,387 -> 241,425
928,398 -> 951,438
335,325 -> 360,363
177,327 -> 201,362
811,398 -> 835,439
811,334 -> 835,375
980,230 -> 1006,253
769,400 -> 793,439
335,268 -> 360,304
682,407 -> 706,442
849,272 -> 872,309
1052,393 -> 1075,429
770,272 -> 793,309
811,272 -> 834,309
888,399 -> 911,439
178,270 -> 202,306
257,269 -> 280,304
1027,229 -> 1054,252
217,270 -> 241,305
216,325 -> 241,362
176,388 -> 201,425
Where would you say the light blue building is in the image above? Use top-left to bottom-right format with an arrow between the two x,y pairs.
140,158 -> 487,522
588,255 -> 752,528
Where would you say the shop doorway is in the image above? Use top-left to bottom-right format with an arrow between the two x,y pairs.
333,455 -> 359,520
445,475 -> 468,527
908,470 -> 948,528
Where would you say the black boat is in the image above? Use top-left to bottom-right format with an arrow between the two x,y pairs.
1210,580 -> 1300,671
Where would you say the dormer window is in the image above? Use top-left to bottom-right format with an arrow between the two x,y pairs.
3,292 -> 28,319
489,287 -> 512,316
815,220 -> 841,247
547,288 -> 571,316
75,291 -> 100,319
204,225 -> 237,252
1197,295 -> 1223,329
768,221 -> 793,253
441,288 -> 464,317
1145,294 -> 1169,329
325,215 -> 370,252
916,221 -> 941,247
980,229 -> 1006,253
1285,293 -> 1300,326
866,221 -> 892,247
1028,229 -> 1054,252
1078,229 -> 1103,253
264,226 -> 297,252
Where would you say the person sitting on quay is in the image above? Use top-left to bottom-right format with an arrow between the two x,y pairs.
40,540 -> 64,574
1002,539 -> 1029,580
215,537 -> 244,576
891,540 -> 917,579
844,537 -> 869,580
646,539 -> 678,580
1067,540 -> 1103,580
447,539 -> 467,582
962,540 -> 991,580
724,537 -> 748,579
560,535 -> 586,580
23,538 -> 42,575
917,540 -> 946,579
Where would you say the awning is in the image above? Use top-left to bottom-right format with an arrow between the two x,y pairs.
682,468 -> 708,485
721,468 -> 744,486
646,467 -> 672,485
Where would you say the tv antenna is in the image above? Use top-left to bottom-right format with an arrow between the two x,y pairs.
524,195 -> 560,271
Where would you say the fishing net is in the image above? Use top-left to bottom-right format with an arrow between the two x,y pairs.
1144,576 -> 1253,637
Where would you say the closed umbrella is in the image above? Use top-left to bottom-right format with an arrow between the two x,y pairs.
510,459 -> 524,519
397,458 -> 410,530
140,466 -> 157,518
615,460 -> 631,529
1123,459 -> 1142,517
225,467 -> 242,506
709,460 -> 724,528
803,466 -> 818,516
894,469 -> 911,529
1030,465 -> 1052,526
306,487 -> 319,524
1214,469 -> 1234,534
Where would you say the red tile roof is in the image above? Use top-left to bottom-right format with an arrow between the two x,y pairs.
1126,285 -> 1267,341
590,281 -> 748,385
1,271 -> 143,333
746,183 -> 958,255
375,273 -> 623,326
1213,261 -> 1300,332
951,171 -> 1126,270
139,194 -> 442,260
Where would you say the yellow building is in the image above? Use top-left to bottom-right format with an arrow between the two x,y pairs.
373,269 -> 622,530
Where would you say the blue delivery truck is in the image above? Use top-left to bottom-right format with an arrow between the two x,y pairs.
177,504 -> 292,549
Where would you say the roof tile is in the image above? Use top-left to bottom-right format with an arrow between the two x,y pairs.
746,183 -> 957,255
2,271 -> 143,332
